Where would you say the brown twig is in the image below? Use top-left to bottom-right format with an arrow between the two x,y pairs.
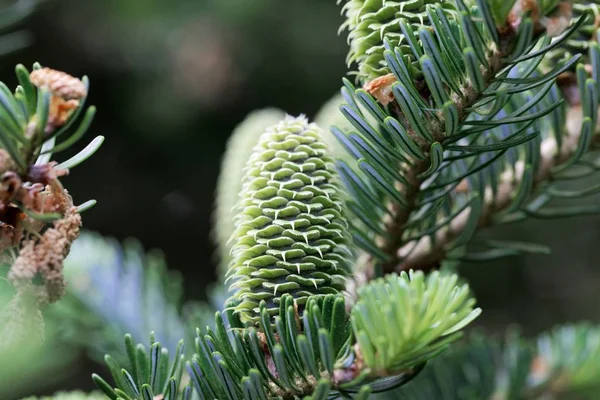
371,46 -> 507,275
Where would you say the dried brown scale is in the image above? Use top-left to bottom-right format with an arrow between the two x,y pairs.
29,68 -> 87,100
509,0 -> 574,37
0,161 -> 72,248
0,172 -> 22,203
364,74 -> 397,106
29,68 -> 86,133
267,375 -> 321,400
46,98 -> 80,132
374,47 -> 507,274
8,204 -> 81,305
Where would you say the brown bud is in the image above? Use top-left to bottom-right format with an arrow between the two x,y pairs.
48,98 -> 80,131
27,162 -> 69,186
364,73 -> 397,105
29,68 -> 87,100
29,68 -> 87,132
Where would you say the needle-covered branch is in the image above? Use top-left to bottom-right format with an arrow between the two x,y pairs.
335,0 -> 600,280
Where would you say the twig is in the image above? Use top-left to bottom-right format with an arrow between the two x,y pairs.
396,104 -> 599,271
375,46 -> 507,274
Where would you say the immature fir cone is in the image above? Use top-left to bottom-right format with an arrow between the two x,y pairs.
226,115 -> 353,323
214,108 -> 285,275
338,0 -> 459,82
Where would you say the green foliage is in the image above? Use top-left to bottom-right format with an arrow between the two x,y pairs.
532,323 -> 600,396
485,0 -> 517,26
4,0 -> 600,399
0,56 -> 100,391
187,294 -> 352,399
314,94 -> 380,173
49,230 -> 213,362
92,334 -> 192,400
370,323 -> 600,399
214,108 -> 287,275
186,292 -> 432,399
0,63 -> 102,186
226,115 -> 353,324
337,0 -> 571,83
380,331 -> 534,399
90,277 -> 479,400
352,270 -> 481,374
333,0 -> 600,272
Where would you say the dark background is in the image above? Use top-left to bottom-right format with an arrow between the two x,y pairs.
4,0 -> 600,396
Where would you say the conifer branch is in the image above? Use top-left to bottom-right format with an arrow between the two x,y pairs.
376,50 -> 507,272
399,105 -> 599,271
336,0 -> 599,287
374,5 -> 557,274
3,0 -> 600,398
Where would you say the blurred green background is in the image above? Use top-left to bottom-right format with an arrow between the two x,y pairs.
3,0 -> 600,398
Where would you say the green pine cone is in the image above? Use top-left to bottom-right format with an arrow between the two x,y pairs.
213,108 -> 286,277
338,0 -> 459,82
226,115 -> 353,324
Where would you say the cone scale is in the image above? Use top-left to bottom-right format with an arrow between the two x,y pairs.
226,115 -> 352,324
